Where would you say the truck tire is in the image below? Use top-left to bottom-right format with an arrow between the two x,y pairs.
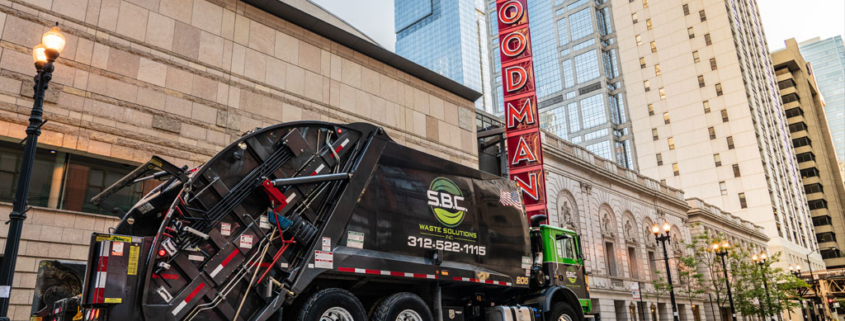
372,292 -> 433,321
297,288 -> 367,321
549,302 -> 580,321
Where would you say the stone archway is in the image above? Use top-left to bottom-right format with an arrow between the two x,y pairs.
556,190 -> 580,232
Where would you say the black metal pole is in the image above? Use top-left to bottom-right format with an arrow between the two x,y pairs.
0,51 -> 56,320
639,281 -> 647,321
659,236 -> 680,321
719,253 -> 738,321
760,266 -> 775,321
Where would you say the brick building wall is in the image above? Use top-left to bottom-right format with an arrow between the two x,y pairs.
0,0 -> 479,319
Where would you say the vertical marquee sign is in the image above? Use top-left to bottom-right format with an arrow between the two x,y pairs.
496,0 -> 548,221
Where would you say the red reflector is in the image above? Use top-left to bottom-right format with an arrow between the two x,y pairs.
158,249 -> 167,257
337,128 -> 343,134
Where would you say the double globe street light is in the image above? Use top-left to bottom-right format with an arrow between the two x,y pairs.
0,23 -> 65,321
652,222 -> 680,321
713,241 -> 738,321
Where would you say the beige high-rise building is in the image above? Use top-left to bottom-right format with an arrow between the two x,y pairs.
772,39 -> 845,268
610,0 -> 824,270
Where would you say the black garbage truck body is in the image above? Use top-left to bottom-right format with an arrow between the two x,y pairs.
31,121 -> 590,321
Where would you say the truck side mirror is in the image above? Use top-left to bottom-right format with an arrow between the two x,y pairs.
529,215 -> 547,228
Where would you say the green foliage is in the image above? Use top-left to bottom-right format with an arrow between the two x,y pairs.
646,269 -> 671,306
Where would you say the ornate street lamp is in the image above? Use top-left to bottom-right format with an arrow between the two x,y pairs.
752,253 -> 776,321
0,23 -> 65,320
713,241 -> 738,321
652,222 -> 680,321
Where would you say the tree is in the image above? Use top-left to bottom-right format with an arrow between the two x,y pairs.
646,269 -> 671,316
677,250 -> 706,310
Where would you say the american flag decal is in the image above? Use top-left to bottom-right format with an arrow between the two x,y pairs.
500,190 -> 522,208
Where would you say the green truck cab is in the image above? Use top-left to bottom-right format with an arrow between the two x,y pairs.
540,225 -> 592,314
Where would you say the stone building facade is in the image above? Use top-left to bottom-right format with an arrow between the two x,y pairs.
541,131 -> 768,321
0,0 -> 479,319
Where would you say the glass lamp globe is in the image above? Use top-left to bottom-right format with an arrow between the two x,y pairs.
32,44 -> 47,63
41,26 -> 66,53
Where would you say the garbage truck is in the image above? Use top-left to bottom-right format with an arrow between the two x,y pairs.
31,121 -> 591,321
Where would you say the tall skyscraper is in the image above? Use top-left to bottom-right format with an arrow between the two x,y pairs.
484,0 -> 636,169
395,0 -> 494,112
772,39 -> 845,268
613,0 -> 823,269
799,36 -> 845,171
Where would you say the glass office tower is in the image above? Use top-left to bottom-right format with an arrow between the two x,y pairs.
485,0 -> 636,169
395,0 -> 494,112
800,36 -> 845,166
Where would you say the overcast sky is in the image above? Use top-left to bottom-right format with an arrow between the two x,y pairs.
312,0 -> 844,52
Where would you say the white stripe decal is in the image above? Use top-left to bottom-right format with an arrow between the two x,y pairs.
209,264 -> 225,278
286,193 -> 297,203
101,241 -> 110,256
404,272 -> 414,277
97,272 -> 107,288
381,270 -> 391,275
427,275 -> 436,279
315,164 -> 325,174
340,138 -> 350,147
171,301 -> 188,315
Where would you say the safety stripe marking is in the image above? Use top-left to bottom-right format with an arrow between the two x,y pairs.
337,267 -> 436,280
210,250 -> 239,278
331,138 -> 350,158
92,241 -> 111,304
311,164 -> 326,176
171,283 -> 205,316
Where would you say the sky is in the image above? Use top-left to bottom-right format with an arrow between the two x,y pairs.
312,0 -> 844,52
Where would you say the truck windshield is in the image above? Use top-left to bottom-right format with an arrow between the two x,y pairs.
555,236 -> 577,260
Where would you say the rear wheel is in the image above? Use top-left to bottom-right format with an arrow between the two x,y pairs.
372,293 -> 433,321
297,288 -> 367,321
549,302 -> 580,321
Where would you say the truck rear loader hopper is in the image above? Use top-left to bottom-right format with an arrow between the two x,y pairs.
40,121 -> 590,321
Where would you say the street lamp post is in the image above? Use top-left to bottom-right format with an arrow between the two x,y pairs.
0,23 -> 65,320
791,265 -> 810,321
713,241 -> 738,321
753,253 -> 776,321
652,222 -> 680,321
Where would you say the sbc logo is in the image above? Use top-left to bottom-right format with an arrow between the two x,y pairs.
427,177 -> 468,227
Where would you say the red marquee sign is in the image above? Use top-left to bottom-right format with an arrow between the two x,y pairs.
496,0 -> 548,221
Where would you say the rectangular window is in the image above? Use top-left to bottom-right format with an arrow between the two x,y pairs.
648,104 -> 655,116
646,19 -> 653,30
648,251 -> 658,280
628,247 -> 640,279
705,33 -> 712,45
644,80 -> 651,92
656,153 -> 663,165
817,232 -> 837,243
688,27 -> 695,38
652,128 -> 659,141
804,183 -> 824,194
796,152 -> 815,163
719,181 -> 727,195
650,41 -> 657,53
660,179 -> 666,185
716,83 -> 723,96
683,4 -> 690,15
673,163 -> 679,176
0,142 -> 57,207
668,137 -> 675,150
699,10 -> 707,21
659,88 -> 666,100
663,112 -> 670,124
732,164 -> 741,177
606,242 -> 618,276
640,57 -> 647,68
714,153 -> 721,166
721,109 -> 729,122
642,0 -> 648,8
708,127 -> 716,139
632,13 -> 638,23
703,100 -> 711,113
738,193 -> 747,208
655,64 -> 661,75
693,51 -> 700,63
698,75 -> 705,87
710,58 -> 718,70
727,136 -> 735,149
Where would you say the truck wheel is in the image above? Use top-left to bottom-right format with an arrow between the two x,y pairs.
549,303 -> 580,321
372,293 -> 433,321
297,288 -> 367,321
